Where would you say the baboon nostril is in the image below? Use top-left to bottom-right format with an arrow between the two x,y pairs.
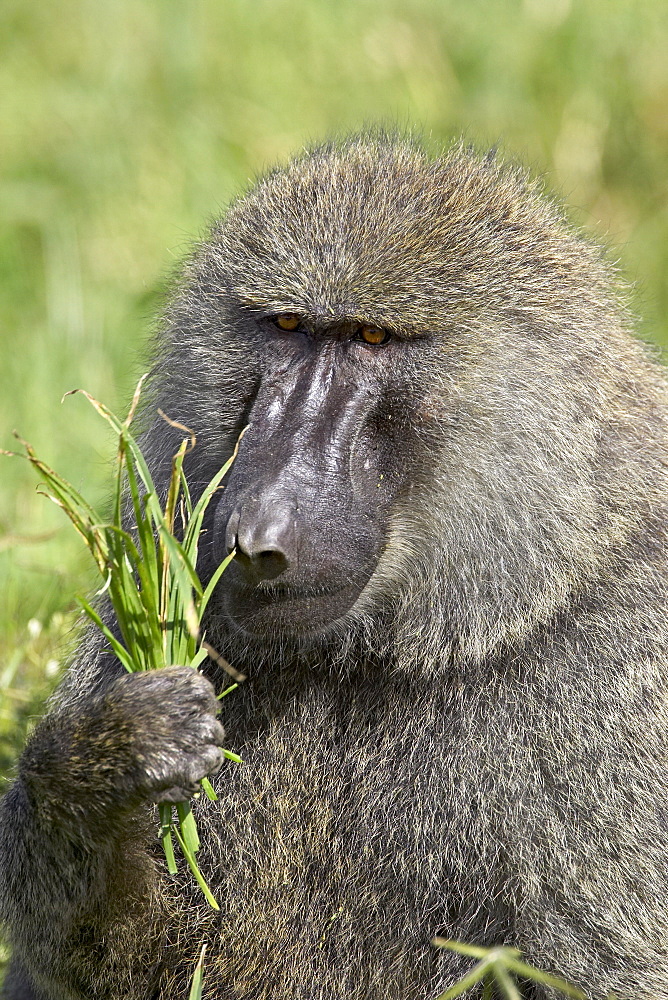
224,500 -> 296,583
235,547 -> 289,582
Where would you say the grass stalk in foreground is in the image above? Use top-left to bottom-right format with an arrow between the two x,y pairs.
189,943 -> 207,1000
3,376 -> 243,909
432,939 -> 587,999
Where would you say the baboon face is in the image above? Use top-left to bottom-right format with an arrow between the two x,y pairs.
211,312 -> 422,638
198,150 -> 463,641
173,138 -> 612,647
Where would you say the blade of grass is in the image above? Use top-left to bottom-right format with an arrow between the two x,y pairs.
181,430 -> 247,560
188,944 -> 207,1000
434,959 -> 491,999
14,436 -> 103,526
200,550 -> 235,618
200,778 -> 218,802
159,803 -> 178,875
76,596 -> 136,674
218,683 -> 239,699
433,940 -> 507,961
503,958 -> 586,997
493,964 -> 522,1000
176,801 -> 201,855
172,823 -> 219,911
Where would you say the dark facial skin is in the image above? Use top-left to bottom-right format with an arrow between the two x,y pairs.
211,312 -> 413,638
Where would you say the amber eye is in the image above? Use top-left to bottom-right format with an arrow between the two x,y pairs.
358,325 -> 391,346
273,314 -> 301,331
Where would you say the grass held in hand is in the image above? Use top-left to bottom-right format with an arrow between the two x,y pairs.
4,376 -> 243,910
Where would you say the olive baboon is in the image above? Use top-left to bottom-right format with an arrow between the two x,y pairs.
2,136 -> 668,1000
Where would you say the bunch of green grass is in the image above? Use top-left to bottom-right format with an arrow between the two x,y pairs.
4,376 -> 242,909
433,939 -> 587,999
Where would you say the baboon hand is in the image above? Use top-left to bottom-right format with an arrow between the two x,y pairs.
103,665 -> 226,804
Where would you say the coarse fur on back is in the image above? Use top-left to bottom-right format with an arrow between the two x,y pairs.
2,134 -> 668,1000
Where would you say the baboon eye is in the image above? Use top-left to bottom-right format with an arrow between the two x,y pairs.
273,314 -> 301,332
357,325 -> 391,346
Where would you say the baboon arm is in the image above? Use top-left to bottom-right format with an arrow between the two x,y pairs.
0,703 -> 157,995
0,660 -> 221,996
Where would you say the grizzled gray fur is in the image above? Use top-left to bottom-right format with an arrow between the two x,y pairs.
2,135 -> 668,1000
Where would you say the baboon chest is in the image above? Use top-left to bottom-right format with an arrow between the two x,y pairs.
175,678 -> 520,992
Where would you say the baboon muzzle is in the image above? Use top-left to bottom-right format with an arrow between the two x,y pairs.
212,347 -> 384,599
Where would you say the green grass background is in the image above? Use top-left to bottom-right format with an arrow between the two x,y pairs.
1,0 -> 667,971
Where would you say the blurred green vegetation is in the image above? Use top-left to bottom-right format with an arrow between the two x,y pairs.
1,0 -> 667,810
